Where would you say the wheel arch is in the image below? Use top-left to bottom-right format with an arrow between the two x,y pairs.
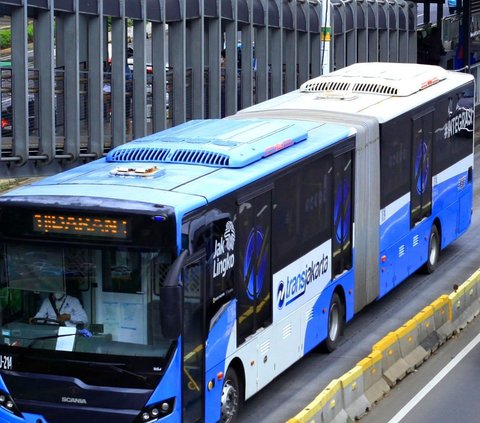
226,357 -> 245,402
433,217 -> 442,249
333,284 -> 347,328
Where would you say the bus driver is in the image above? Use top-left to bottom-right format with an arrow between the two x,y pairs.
31,292 -> 88,327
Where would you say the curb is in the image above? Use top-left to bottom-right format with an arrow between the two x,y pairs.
286,268 -> 480,423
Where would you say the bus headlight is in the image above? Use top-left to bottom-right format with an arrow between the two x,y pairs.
134,398 -> 175,422
0,389 -> 22,418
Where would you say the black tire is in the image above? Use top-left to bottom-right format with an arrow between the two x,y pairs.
221,368 -> 242,423
324,292 -> 344,353
422,225 -> 440,274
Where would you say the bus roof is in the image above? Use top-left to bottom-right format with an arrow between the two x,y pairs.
238,63 -> 474,123
3,119 -> 353,216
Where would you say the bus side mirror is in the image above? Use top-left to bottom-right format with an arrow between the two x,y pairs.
160,250 -> 187,339
160,286 -> 182,339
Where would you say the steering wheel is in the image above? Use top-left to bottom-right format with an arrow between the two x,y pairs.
30,317 -> 62,326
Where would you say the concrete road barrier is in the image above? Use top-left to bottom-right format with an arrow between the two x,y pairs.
372,332 -> 408,386
287,267 -> 480,423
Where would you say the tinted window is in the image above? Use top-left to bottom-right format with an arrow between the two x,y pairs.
273,156 -> 332,271
380,120 -> 410,209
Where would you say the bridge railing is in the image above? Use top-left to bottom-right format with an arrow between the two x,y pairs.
0,0 -> 417,177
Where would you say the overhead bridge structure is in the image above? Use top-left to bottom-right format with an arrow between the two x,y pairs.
0,0 -> 416,177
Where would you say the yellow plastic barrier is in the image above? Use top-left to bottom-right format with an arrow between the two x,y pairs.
339,365 -> 369,420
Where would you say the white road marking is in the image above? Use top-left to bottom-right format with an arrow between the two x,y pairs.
387,331 -> 480,423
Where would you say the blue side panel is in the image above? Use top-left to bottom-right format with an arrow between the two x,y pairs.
3,413 -> 42,423
458,188 -> 472,235
379,201 -> 410,297
204,300 -> 237,423
379,217 -> 430,298
433,171 -> 472,248
379,167 -> 473,299
303,271 -> 354,355
144,341 -> 182,422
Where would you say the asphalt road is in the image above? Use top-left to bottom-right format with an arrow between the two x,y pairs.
238,136 -> 480,423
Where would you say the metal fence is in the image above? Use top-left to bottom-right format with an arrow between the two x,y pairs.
0,0 -> 416,177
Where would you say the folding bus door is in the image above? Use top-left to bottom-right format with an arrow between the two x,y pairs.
411,110 -> 433,227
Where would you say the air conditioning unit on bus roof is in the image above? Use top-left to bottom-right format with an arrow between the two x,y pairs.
106,119 -> 310,169
300,62 -> 448,97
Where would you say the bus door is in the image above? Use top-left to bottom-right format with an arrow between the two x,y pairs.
411,110 -> 433,226
182,252 -> 205,423
236,189 -> 272,373
333,151 -> 354,276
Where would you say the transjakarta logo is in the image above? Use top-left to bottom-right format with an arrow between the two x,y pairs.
213,221 -> 235,279
62,397 -> 87,404
444,107 -> 474,139
275,242 -> 331,311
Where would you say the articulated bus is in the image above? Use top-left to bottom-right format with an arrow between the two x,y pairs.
0,63 -> 474,423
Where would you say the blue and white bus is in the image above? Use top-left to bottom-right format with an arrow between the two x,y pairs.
0,63 -> 474,423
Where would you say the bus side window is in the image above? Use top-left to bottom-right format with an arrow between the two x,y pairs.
273,156 -> 332,270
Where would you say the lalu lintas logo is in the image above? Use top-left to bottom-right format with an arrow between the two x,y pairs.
213,221 -> 235,278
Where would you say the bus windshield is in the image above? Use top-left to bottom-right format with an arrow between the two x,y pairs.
0,241 -> 173,360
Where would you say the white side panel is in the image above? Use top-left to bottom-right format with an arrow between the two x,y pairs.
273,240 -> 331,321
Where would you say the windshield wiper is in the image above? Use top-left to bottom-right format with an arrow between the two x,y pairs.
68,360 -> 148,382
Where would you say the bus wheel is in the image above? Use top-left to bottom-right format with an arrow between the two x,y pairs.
324,292 -> 344,352
221,368 -> 241,423
422,225 -> 440,274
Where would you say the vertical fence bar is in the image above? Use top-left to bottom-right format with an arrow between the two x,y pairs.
255,0 -> 268,104
88,0 -> 105,157
111,2 -> 127,147
311,3 -> 322,77
11,3 -> 29,165
133,2 -> 147,138
270,0 -> 283,97
191,3 -> 205,119
169,0 -> 187,125
346,1 -> 357,66
378,0 -> 389,62
284,1 -> 297,92
35,2 -> 56,164
408,1 -> 417,63
357,0 -> 368,63
207,2 -> 221,118
151,0 -> 168,131
225,0 -> 238,116
62,0 -> 80,161
298,1 -> 310,85
367,0 -> 379,62
240,0 -> 254,109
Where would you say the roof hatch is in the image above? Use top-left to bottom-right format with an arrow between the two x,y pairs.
300,62 -> 448,97
106,119 -> 308,168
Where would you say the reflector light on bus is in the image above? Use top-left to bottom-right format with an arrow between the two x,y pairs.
420,78 -> 440,90
264,138 -> 294,157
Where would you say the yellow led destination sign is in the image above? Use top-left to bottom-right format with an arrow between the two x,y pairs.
33,214 -> 128,239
